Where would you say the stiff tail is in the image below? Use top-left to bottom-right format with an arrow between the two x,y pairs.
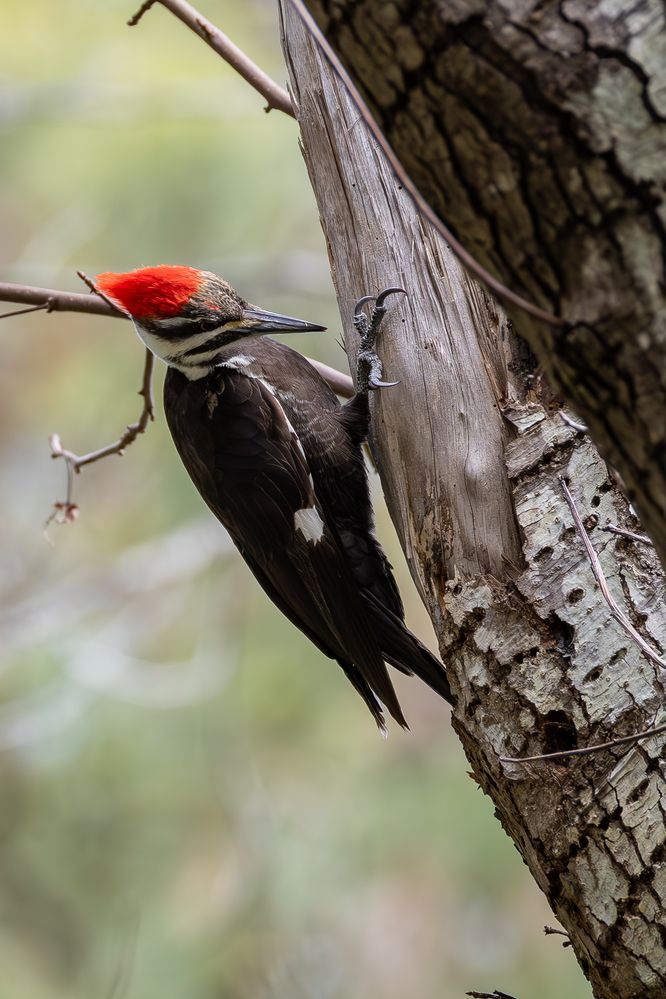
362,591 -> 453,705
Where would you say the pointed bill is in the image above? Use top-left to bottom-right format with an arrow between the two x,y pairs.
241,305 -> 326,334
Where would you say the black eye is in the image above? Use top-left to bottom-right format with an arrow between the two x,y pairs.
200,318 -> 221,333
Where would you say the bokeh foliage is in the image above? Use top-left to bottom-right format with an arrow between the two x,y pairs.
0,2 -> 590,997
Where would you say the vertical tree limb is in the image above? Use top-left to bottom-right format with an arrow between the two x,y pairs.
280,5 -> 666,996
298,0 -> 666,572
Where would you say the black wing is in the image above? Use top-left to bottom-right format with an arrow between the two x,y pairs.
164,365 -> 407,728
269,360 -> 448,703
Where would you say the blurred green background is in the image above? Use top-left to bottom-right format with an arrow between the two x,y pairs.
0,2 -> 590,997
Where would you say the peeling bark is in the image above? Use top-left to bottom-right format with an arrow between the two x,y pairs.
280,4 -> 666,997
300,0 -> 666,571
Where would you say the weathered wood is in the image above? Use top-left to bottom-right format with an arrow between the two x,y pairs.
302,0 -> 666,572
280,4 -> 666,996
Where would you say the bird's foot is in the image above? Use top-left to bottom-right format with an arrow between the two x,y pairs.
353,287 -> 407,392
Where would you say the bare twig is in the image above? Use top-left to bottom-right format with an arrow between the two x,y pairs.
44,438 -> 79,528
0,280 -> 123,318
605,523 -> 653,547
287,0 -> 563,330
0,302 -> 55,319
77,268 -> 128,313
127,0 -> 156,24
560,477 -> 666,671
0,279 -> 353,396
128,0 -> 294,117
544,925 -> 572,948
559,410 -> 587,433
499,720 -> 666,765
47,349 -> 155,524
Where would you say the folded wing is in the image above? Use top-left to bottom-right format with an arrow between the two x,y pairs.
164,365 -> 407,728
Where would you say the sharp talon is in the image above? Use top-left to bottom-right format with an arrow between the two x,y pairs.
354,294 -> 376,316
374,287 -> 408,308
370,378 -> 400,390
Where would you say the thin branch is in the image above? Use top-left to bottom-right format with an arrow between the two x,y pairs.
287,0 -> 563,330
559,410 -> 587,433
127,0 -> 155,23
128,0 -> 294,117
0,302 -> 55,319
77,268 -> 129,313
0,280 -> 122,318
35,274 -> 151,525
44,438 -> 79,528
604,523 -> 653,547
49,350 -> 155,484
499,720 -> 666,765
0,279 -> 353,395
544,925 -> 572,948
560,476 -> 666,671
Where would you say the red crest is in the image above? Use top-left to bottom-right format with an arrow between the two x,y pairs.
94,266 -> 202,319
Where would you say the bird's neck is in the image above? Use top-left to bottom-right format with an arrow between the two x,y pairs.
132,320 -> 251,380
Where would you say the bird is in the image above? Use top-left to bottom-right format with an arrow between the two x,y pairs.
94,265 -> 452,731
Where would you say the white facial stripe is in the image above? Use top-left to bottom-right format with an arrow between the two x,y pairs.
133,319 -> 228,359
294,506 -> 325,544
131,319 -> 231,377
133,323 -> 173,362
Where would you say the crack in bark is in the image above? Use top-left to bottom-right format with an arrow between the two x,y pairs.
559,3 -> 666,125
283,6 -> 666,993
306,0 -> 666,571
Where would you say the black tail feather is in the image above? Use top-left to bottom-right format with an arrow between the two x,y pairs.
362,591 -> 453,705
339,660 -> 410,734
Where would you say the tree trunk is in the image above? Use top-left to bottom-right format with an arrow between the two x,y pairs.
298,0 -> 666,571
279,5 -> 666,997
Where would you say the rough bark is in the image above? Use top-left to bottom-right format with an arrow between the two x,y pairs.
300,0 -> 666,571
279,5 -> 666,998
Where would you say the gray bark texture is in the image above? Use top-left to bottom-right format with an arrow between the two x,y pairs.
299,0 -> 666,571
279,3 -> 666,998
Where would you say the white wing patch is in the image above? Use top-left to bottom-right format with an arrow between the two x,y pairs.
223,354 -> 253,370
294,505 -> 325,544
233,371 -> 325,545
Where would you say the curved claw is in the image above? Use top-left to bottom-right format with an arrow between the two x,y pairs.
369,378 -> 401,390
374,287 -> 408,308
354,294 -> 376,316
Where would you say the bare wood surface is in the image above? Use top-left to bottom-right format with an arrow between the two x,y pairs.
280,5 -> 666,996
302,0 -> 666,572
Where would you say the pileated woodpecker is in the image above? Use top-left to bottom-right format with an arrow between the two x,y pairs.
95,266 -> 451,730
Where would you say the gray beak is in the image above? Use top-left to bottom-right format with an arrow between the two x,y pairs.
241,305 -> 326,334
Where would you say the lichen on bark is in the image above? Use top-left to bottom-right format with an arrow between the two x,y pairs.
281,3 -> 666,995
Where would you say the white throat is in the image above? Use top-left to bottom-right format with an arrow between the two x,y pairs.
132,319 -> 216,380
